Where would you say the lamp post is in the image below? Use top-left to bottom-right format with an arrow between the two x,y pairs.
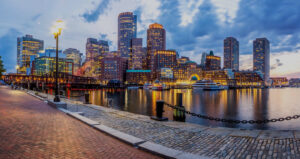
51,20 -> 64,102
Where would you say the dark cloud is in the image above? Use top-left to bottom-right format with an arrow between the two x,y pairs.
31,13 -> 42,21
271,59 -> 283,70
0,28 -> 22,73
157,0 -> 300,57
158,0 -> 222,54
82,0 -> 110,23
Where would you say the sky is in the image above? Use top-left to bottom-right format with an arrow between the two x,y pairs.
0,0 -> 299,78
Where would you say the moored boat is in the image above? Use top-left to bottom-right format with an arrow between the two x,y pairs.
192,80 -> 228,90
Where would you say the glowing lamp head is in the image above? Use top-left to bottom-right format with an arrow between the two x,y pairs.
51,20 -> 65,36
15,65 -> 19,70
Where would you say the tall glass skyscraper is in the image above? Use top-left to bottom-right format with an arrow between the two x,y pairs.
17,35 -> 44,75
118,12 -> 137,58
224,37 -> 239,71
147,23 -> 166,72
129,38 -> 145,70
253,38 -> 270,83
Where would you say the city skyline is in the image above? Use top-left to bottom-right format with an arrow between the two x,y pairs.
0,0 -> 300,78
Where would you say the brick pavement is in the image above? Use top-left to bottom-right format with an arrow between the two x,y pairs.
0,86 -> 160,159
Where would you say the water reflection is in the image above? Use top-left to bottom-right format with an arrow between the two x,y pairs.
67,88 -> 300,130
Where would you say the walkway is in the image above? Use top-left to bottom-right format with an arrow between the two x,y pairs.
61,98 -> 300,159
0,86 -> 160,159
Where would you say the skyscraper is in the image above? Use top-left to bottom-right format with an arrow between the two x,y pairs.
63,48 -> 83,75
224,37 -> 239,71
86,38 -> 100,63
147,23 -> 166,72
129,38 -> 145,70
86,38 -> 109,62
98,40 -> 109,56
118,12 -> 137,58
85,38 -> 109,77
17,35 -> 44,75
253,38 -> 270,83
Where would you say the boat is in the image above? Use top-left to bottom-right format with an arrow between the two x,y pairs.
151,80 -> 169,91
192,80 -> 228,90
143,83 -> 152,89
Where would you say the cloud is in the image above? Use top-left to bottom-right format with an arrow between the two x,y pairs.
271,59 -> 283,70
82,0 -> 111,23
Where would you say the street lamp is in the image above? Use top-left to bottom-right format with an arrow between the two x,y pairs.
51,20 -> 65,102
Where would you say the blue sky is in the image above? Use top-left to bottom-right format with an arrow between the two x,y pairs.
0,0 -> 299,78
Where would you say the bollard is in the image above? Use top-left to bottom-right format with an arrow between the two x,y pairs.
84,93 -> 90,104
151,100 -> 168,121
173,93 -> 186,122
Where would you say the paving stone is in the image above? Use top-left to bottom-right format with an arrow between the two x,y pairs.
229,129 -> 261,138
293,131 -> 300,139
258,130 -> 294,139
202,127 -> 234,136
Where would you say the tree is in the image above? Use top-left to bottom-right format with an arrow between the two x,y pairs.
0,56 -> 5,79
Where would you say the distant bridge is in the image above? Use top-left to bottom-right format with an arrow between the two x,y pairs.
3,73 -> 101,90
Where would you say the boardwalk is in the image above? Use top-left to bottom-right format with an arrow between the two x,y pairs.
0,86 -> 160,159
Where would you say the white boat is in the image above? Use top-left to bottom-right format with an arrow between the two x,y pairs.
143,83 -> 152,89
192,80 -> 228,90
151,80 -> 169,91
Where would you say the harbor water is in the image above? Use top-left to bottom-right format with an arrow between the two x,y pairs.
65,88 -> 300,130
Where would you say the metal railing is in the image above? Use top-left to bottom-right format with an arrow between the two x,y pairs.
164,102 -> 300,124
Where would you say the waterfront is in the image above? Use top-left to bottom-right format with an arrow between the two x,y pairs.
65,88 -> 300,130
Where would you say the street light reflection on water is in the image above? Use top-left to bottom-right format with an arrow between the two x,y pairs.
66,88 -> 300,130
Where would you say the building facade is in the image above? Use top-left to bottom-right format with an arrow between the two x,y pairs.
129,38 -> 146,70
17,35 -> 44,75
86,38 -> 108,62
224,37 -> 239,71
63,48 -> 83,75
234,71 -> 264,87
205,51 -> 221,70
147,23 -> 166,72
270,77 -> 288,87
126,70 -> 152,84
253,38 -> 270,83
118,12 -> 137,58
289,78 -> 300,87
99,56 -> 127,82
32,57 -> 73,76
154,50 -> 177,71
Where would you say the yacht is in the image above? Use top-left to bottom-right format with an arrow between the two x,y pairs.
192,80 -> 228,90
143,83 -> 152,89
151,80 -> 169,91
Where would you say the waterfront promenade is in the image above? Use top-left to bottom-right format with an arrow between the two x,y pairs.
2,86 -> 300,159
37,90 -> 300,159
0,86 -> 159,159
